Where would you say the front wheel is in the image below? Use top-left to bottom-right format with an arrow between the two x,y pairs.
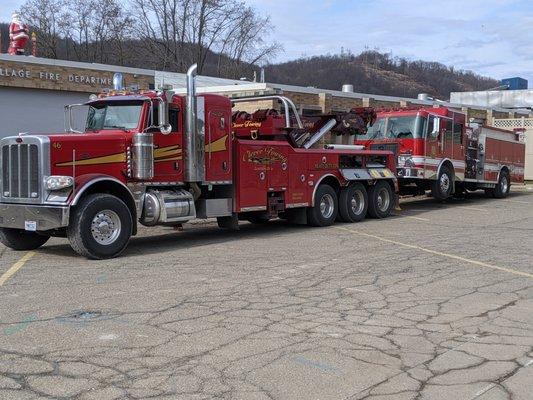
67,194 -> 132,259
431,166 -> 454,201
338,183 -> 368,223
307,184 -> 338,227
0,228 -> 49,251
368,181 -> 394,219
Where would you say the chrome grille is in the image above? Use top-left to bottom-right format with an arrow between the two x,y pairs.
1,143 -> 40,200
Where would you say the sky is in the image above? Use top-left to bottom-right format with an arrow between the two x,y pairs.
2,0 -> 533,83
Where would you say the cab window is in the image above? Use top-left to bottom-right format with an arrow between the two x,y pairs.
444,119 -> 453,143
427,115 -> 439,139
453,123 -> 463,144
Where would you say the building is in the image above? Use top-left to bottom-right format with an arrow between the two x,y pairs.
0,54 -> 251,137
1,54 -> 532,179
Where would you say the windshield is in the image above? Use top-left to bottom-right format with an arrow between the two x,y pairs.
86,103 -> 142,131
360,115 -> 426,140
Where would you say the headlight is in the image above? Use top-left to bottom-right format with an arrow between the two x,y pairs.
45,176 -> 74,190
398,155 -> 415,167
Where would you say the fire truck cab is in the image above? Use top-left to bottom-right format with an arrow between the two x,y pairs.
356,106 -> 525,200
0,65 -> 398,259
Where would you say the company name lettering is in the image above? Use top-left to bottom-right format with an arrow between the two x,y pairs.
0,67 -> 113,86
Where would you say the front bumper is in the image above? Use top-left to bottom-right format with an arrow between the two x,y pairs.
0,203 -> 69,231
397,167 -> 423,179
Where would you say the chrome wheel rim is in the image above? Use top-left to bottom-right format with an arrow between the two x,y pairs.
319,194 -> 335,219
500,175 -> 508,193
439,173 -> 450,193
376,188 -> 391,212
91,210 -> 121,245
350,190 -> 365,215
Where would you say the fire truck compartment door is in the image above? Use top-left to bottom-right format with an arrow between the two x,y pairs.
340,168 -> 395,180
340,168 -> 372,180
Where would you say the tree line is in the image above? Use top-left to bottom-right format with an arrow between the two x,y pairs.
1,0 -> 278,78
264,50 -> 499,99
0,2 -> 499,98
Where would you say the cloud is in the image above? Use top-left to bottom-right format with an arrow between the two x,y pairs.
0,0 -> 25,20
247,0 -> 533,83
3,0 -> 532,83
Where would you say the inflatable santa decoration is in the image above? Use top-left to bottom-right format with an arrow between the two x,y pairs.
8,13 -> 30,55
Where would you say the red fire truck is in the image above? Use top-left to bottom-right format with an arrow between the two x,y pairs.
356,106 -> 525,199
0,65 -> 398,259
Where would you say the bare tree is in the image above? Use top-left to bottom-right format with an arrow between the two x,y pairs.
20,0 -> 65,58
131,0 -> 278,74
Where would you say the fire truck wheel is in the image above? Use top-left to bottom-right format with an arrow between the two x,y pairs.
338,183 -> 368,223
307,184 -> 338,227
431,166 -> 454,201
368,181 -> 394,219
0,228 -> 50,251
67,194 -> 133,260
493,171 -> 510,199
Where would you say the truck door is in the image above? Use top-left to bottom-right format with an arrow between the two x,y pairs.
152,106 -> 183,181
205,108 -> 232,182
425,115 -> 453,178
452,121 -> 465,179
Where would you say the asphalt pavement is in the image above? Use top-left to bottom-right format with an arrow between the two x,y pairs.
1,188 -> 532,399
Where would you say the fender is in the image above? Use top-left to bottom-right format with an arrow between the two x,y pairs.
436,158 -> 453,179
436,158 -> 456,193
70,174 -> 133,206
496,165 -> 509,183
70,174 -> 138,235
311,173 -> 339,206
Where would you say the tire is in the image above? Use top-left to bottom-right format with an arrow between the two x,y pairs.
368,181 -> 394,219
431,165 -> 454,201
493,170 -> 510,199
67,194 -> 132,259
0,228 -> 49,251
338,183 -> 368,223
307,184 -> 338,227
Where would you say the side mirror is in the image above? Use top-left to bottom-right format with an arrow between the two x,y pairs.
158,99 -> 172,135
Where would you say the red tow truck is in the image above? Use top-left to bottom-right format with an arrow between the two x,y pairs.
0,65 -> 398,259
356,106 -> 525,199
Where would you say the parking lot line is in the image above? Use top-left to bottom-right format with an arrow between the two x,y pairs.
504,199 -> 530,204
456,206 -> 488,212
335,227 -> 533,279
393,214 -> 430,222
0,252 -> 35,287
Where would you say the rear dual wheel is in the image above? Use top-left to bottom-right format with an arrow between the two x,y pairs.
368,180 -> 394,219
338,183 -> 368,223
307,184 -> 338,227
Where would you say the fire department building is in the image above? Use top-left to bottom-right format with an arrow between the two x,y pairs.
1,53 -> 532,179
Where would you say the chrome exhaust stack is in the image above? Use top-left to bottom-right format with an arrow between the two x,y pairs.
185,64 -> 205,182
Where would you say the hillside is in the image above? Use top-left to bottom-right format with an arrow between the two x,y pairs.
264,51 -> 499,99
1,21 -> 497,99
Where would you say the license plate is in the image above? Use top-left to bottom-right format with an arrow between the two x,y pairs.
24,221 -> 37,231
